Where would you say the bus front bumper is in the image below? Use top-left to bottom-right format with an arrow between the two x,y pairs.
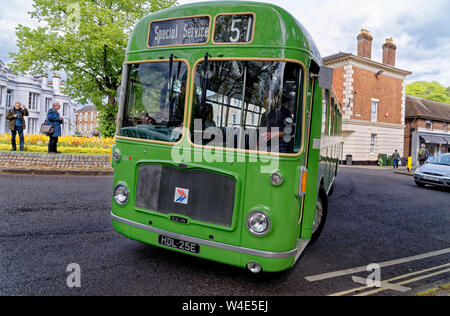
111,213 -> 303,272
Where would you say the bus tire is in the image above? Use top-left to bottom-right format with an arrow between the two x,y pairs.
310,188 -> 328,244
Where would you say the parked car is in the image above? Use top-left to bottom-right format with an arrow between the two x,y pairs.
414,153 -> 450,188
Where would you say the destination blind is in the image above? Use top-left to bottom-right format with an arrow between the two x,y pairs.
214,14 -> 254,43
148,17 -> 210,47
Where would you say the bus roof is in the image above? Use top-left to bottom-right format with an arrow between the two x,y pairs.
127,1 -> 323,66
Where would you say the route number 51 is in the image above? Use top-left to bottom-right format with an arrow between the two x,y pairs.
230,16 -> 252,43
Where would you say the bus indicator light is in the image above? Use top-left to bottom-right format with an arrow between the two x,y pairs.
298,167 -> 308,197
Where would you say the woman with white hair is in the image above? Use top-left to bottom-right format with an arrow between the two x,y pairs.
45,102 -> 64,154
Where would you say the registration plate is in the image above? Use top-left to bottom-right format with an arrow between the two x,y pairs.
158,235 -> 200,254
423,175 -> 439,181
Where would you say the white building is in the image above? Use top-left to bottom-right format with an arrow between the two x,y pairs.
0,60 -> 77,136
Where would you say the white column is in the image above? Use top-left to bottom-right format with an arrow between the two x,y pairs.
53,73 -> 61,94
343,64 -> 354,120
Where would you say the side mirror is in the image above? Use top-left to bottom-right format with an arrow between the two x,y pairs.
318,66 -> 333,90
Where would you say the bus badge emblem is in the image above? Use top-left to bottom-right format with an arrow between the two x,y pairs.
174,188 -> 189,205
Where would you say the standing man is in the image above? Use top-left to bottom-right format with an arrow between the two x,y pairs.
6,102 -> 29,151
392,149 -> 400,169
46,102 -> 64,154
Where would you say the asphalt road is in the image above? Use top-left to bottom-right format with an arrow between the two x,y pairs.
0,167 -> 449,296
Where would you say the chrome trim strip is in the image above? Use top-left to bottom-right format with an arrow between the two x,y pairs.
111,213 -> 297,259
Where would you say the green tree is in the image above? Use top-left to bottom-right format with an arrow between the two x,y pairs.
406,81 -> 450,104
9,0 -> 177,137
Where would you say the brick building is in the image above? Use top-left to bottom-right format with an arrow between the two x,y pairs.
75,105 -> 99,136
323,30 -> 412,164
404,96 -> 450,165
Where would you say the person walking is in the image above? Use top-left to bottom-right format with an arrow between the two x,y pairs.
392,149 -> 400,169
418,144 -> 427,166
46,102 -> 64,154
5,102 -> 29,151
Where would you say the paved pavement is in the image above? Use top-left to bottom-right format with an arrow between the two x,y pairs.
0,167 -> 448,296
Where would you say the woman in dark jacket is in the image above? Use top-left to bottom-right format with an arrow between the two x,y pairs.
46,102 -> 64,154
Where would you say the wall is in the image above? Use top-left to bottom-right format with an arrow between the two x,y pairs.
352,68 -> 403,125
0,152 -> 111,170
343,120 -> 404,162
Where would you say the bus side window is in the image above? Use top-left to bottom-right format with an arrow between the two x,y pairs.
321,89 -> 327,135
328,97 -> 333,135
332,104 -> 336,135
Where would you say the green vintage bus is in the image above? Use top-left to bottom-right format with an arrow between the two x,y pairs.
111,1 -> 343,273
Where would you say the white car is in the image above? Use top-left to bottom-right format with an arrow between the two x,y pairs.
414,153 -> 450,188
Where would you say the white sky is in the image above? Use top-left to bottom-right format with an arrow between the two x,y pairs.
1,0 -> 449,86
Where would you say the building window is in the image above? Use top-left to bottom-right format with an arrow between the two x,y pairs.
28,93 -> 39,110
371,100 -> 379,122
45,98 -> 52,113
28,118 -> 38,134
63,103 -> 68,116
6,90 -> 13,108
425,120 -> 432,130
370,134 -> 376,153
444,123 -> 448,132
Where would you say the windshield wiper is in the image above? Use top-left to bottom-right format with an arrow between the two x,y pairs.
168,54 -> 175,120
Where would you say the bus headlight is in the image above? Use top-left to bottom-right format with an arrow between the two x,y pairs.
114,184 -> 129,205
247,211 -> 270,236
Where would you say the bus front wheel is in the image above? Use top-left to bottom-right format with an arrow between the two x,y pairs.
310,188 -> 328,244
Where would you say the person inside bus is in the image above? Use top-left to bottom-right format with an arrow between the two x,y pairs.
259,91 -> 292,153
202,103 -> 216,129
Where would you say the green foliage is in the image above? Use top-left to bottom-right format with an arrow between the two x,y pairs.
406,81 -> 450,104
9,0 -> 178,137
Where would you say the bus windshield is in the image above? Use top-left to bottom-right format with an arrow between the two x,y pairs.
191,60 -> 303,153
120,61 -> 188,143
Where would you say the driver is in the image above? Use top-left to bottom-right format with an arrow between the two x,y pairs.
259,91 -> 292,153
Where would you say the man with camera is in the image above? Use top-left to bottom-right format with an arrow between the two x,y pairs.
6,102 -> 29,151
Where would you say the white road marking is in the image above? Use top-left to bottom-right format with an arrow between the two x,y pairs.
354,268 -> 450,296
305,247 -> 450,282
329,263 -> 450,296
351,276 -> 411,292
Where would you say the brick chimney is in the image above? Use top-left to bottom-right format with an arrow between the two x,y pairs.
357,29 -> 373,59
382,38 -> 397,67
